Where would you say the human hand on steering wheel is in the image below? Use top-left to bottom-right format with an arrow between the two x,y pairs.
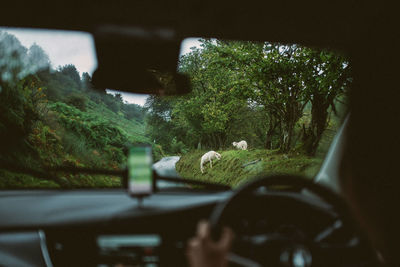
187,220 -> 234,267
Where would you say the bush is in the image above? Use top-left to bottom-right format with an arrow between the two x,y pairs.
62,132 -> 90,158
170,137 -> 188,155
102,94 -> 121,113
49,102 -> 130,163
65,93 -> 87,111
152,144 -> 165,162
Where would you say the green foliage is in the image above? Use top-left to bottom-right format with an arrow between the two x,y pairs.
27,43 -> 50,71
59,64 -> 81,89
147,38 -> 349,156
0,169 -> 60,188
170,137 -> 189,155
65,92 -> 87,110
0,74 -> 44,159
39,70 -> 78,101
81,72 -> 93,89
151,144 -> 165,162
122,103 -> 145,122
49,102 -> 129,150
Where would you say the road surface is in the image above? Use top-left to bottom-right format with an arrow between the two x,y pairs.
152,156 -> 181,188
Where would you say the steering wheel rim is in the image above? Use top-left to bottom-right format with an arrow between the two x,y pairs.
210,174 -> 352,234
209,174 -> 376,267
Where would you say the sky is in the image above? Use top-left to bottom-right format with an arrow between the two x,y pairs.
0,26 -> 201,106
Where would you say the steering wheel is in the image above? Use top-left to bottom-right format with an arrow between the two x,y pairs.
209,174 -> 377,267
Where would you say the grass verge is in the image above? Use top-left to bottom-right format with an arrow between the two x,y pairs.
176,149 -> 322,187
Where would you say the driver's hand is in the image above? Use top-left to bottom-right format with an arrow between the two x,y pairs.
186,220 -> 234,267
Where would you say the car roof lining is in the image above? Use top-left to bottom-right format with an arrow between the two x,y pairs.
1,0 -> 392,52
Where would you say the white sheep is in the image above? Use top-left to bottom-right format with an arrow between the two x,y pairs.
232,140 -> 248,150
200,151 -> 221,173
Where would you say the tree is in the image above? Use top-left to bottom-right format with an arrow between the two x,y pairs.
300,49 -> 351,155
0,31 -> 29,85
81,72 -> 93,90
0,34 -> 45,156
261,44 -> 310,152
122,103 -> 145,122
145,38 -> 349,154
59,64 -> 81,89
144,95 -> 177,152
175,40 -> 260,149
27,43 -> 50,72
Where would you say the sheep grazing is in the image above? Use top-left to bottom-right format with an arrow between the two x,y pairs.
232,140 -> 248,150
200,151 -> 221,173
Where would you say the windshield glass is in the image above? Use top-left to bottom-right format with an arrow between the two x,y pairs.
0,29 -> 349,189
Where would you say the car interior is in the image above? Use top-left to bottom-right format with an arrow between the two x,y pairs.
1,1 -> 398,267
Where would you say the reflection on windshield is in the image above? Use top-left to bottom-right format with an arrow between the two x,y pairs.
0,30 -> 349,189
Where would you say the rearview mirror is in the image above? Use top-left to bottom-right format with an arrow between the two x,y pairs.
92,25 -> 191,95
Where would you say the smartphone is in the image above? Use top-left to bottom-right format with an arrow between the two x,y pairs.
127,145 -> 153,196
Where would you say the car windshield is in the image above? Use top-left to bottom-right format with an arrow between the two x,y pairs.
0,28 -> 349,189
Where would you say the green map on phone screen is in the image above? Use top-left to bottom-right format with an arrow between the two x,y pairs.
128,146 -> 152,194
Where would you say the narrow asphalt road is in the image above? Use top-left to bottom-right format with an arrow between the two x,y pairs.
153,156 -> 181,188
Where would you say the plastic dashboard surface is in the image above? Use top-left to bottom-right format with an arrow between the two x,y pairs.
0,189 -> 231,230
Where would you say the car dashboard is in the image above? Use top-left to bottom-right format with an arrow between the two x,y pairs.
0,188 -> 360,267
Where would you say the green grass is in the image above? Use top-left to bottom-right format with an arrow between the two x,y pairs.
0,169 -> 122,189
176,149 -> 322,187
0,170 -> 61,188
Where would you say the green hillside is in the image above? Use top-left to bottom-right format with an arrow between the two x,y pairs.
0,95 -> 149,188
0,96 -> 149,188
0,31 -> 150,188
176,149 -> 322,187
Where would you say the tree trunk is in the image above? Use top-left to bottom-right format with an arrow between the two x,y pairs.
265,120 -> 277,149
280,110 -> 297,153
279,97 -> 303,153
302,93 -> 330,156
265,133 -> 273,149
281,124 -> 294,153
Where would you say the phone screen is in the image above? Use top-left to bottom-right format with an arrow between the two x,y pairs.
127,146 -> 153,196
